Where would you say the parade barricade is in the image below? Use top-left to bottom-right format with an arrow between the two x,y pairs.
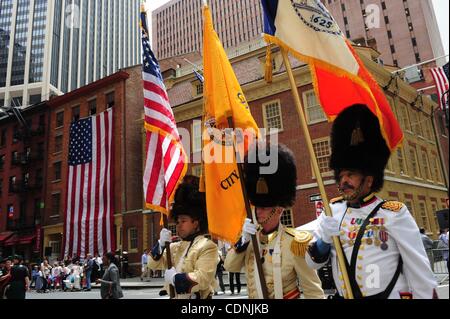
432,248 -> 449,284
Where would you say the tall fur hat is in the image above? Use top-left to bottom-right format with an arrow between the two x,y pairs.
329,104 -> 391,192
244,143 -> 297,208
170,175 -> 208,233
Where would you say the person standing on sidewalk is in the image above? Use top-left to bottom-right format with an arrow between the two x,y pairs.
96,252 -> 123,299
214,252 -> 226,295
83,254 -> 94,291
141,249 -> 150,282
228,271 -> 241,295
420,228 -> 435,271
5,255 -> 30,299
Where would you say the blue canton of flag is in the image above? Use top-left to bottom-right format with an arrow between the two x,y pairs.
444,62 -> 449,80
141,11 -> 163,82
68,118 -> 93,165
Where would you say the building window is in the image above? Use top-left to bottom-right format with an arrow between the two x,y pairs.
9,176 -> 16,192
313,138 -> 332,175
421,151 -> 432,181
54,162 -> 62,181
13,126 -> 19,143
195,82 -> 203,96
56,111 -> 64,128
72,106 -> 80,122
51,193 -> 61,216
29,94 -> 41,105
303,90 -> 326,124
424,118 -> 433,141
191,165 -> 202,177
430,202 -> 440,232
280,209 -> 294,227
54,135 -> 63,153
398,103 -> 411,132
106,92 -> 115,108
262,100 -> 283,131
397,148 -> 407,175
36,169 -> 43,187
409,147 -> 421,178
7,204 -> 14,227
128,227 -> 138,250
0,155 -> 5,170
11,151 -> 19,165
89,99 -> 97,115
431,155 -> 443,183
418,202 -> 430,232
0,129 -> 6,147
167,223 -> 177,237
49,241 -> 61,256
412,111 -> 423,137
404,200 -> 415,220
192,120 -> 202,153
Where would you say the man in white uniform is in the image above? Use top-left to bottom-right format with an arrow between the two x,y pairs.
306,104 -> 438,299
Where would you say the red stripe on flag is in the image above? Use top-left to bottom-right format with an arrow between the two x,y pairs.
144,81 -> 169,102
146,133 -> 163,203
86,162 -> 92,255
144,98 -> 176,123
69,167 -> 77,258
102,111 -> 110,255
77,165 -> 86,257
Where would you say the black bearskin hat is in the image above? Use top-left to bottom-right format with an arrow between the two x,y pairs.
244,143 -> 297,208
170,175 -> 208,233
329,104 -> 391,192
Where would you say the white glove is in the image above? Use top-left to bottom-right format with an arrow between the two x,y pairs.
158,228 -> 172,248
164,267 -> 178,286
242,218 -> 257,244
318,214 -> 341,244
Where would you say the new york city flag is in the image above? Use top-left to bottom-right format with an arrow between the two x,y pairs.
261,0 -> 403,150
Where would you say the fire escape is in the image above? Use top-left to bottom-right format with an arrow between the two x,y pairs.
1,102 -> 45,233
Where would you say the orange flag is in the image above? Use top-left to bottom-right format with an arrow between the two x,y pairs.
202,4 -> 259,243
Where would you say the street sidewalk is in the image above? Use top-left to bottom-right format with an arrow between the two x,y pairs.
92,272 -> 248,290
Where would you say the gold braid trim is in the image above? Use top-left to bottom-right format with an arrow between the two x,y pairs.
382,201 -> 404,212
289,230 -> 313,257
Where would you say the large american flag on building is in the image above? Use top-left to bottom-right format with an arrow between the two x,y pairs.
141,7 -> 187,214
430,63 -> 449,110
63,109 -> 115,258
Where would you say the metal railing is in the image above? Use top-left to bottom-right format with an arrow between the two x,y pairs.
431,248 -> 449,284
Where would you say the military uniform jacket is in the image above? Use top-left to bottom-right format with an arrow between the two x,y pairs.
306,196 -> 438,299
149,234 -> 218,299
224,224 -> 324,299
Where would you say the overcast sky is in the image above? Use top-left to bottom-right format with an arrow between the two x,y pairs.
146,0 -> 449,57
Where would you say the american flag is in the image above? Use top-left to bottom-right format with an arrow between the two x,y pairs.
63,109 -> 115,258
141,8 -> 187,213
430,63 -> 449,110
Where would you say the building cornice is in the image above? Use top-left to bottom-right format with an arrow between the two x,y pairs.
46,71 -> 130,108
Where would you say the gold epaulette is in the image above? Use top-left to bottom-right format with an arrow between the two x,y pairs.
330,196 -> 344,204
286,229 -> 313,257
382,201 -> 404,212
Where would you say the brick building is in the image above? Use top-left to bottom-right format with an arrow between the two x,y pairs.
164,40 -> 448,239
0,102 -> 48,262
42,66 -> 146,273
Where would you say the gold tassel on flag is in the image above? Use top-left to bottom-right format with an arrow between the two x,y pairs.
265,44 -> 273,84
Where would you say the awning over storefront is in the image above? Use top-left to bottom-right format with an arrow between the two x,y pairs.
0,231 -> 14,244
3,233 -> 36,246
